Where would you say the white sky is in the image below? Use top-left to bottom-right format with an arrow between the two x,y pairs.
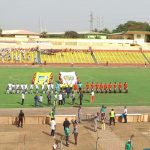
0,0 -> 150,32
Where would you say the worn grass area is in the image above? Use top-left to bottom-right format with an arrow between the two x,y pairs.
0,67 -> 150,108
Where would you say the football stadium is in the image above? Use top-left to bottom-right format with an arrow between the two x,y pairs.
0,1 -> 150,149
0,31 -> 150,150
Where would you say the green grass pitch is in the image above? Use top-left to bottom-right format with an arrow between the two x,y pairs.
0,67 -> 150,108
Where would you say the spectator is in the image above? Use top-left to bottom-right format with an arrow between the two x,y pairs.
100,105 -> 107,117
109,109 -> 115,126
78,106 -> 82,123
72,120 -> 78,145
101,115 -> 106,131
17,110 -> 25,128
50,118 -> 56,137
58,92 -> 63,105
39,95 -> 43,107
71,91 -> 75,105
79,91 -> 83,105
94,112 -> 100,132
34,94 -> 39,107
47,92 -> 51,105
123,106 -> 128,123
63,118 -> 70,146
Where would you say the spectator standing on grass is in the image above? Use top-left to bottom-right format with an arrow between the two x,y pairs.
39,95 -> 43,107
18,110 -> 25,128
79,91 -> 83,105
50,118 -> 56,137
109,109 -> 115,126
71,91 -> 75,105
58,92 -> 63,105
21,92 -> 25,105
47,92 -> 51,105
63,118 -> 70,146
34,94 -> 39,107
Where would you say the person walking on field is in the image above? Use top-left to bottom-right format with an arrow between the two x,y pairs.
18,110 -> 25,128
109,109 -> 115,126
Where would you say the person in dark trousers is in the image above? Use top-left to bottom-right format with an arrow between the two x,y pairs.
21,92 -> 25,105
18,110 -> 25,128
63,118 -> 70,146
123,106 -> 128,123
47,92 -> 51,105
109,109 -> 115,126
79,91 -> 83,105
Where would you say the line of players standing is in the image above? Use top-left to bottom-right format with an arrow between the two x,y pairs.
6,83 -> 54,94
85,82 -> 128,93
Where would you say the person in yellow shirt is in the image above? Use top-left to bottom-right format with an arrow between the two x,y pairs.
109,109 -> 115,126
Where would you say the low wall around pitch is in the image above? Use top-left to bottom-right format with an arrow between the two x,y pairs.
115,114 -> 150,123
0,115 -> 77,125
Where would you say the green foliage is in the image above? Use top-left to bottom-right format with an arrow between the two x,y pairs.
113,21 -> 150,33
40,32 -> 48,38
100,28 -> 111,34
64,31 -> 79,38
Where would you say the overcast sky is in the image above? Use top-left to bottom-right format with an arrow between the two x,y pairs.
0,0 -> 150,32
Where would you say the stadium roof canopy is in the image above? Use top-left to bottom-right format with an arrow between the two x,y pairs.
2,30 -> 39,35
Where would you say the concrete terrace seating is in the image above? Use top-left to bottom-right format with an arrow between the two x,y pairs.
40,51 -> 94,64
94,51 -> 147,64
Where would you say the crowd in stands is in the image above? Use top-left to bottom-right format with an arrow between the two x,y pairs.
0,48 -> 38,63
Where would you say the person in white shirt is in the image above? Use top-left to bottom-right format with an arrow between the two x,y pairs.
30,84 -> 34,94
90,90 -> 94,103
58,92 -> 63,105
51,83 -> 54,93
35,84 -> 39,93
39,95 -> 43,107
50,118 -> 56,137
123,106 -> 128,123
21,93 -> 25,105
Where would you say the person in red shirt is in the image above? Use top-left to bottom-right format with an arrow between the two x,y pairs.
114,82 -> 117,93
95,82 -> 99,93
104,83 -> 107,93
118,82 -> 122,93
91,82 -> 94,91
108,82 -> 112,93
124,82 -> 128,93
73,83 -> 77,94
85,82 -> 90,93
99,83 -> 103,93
